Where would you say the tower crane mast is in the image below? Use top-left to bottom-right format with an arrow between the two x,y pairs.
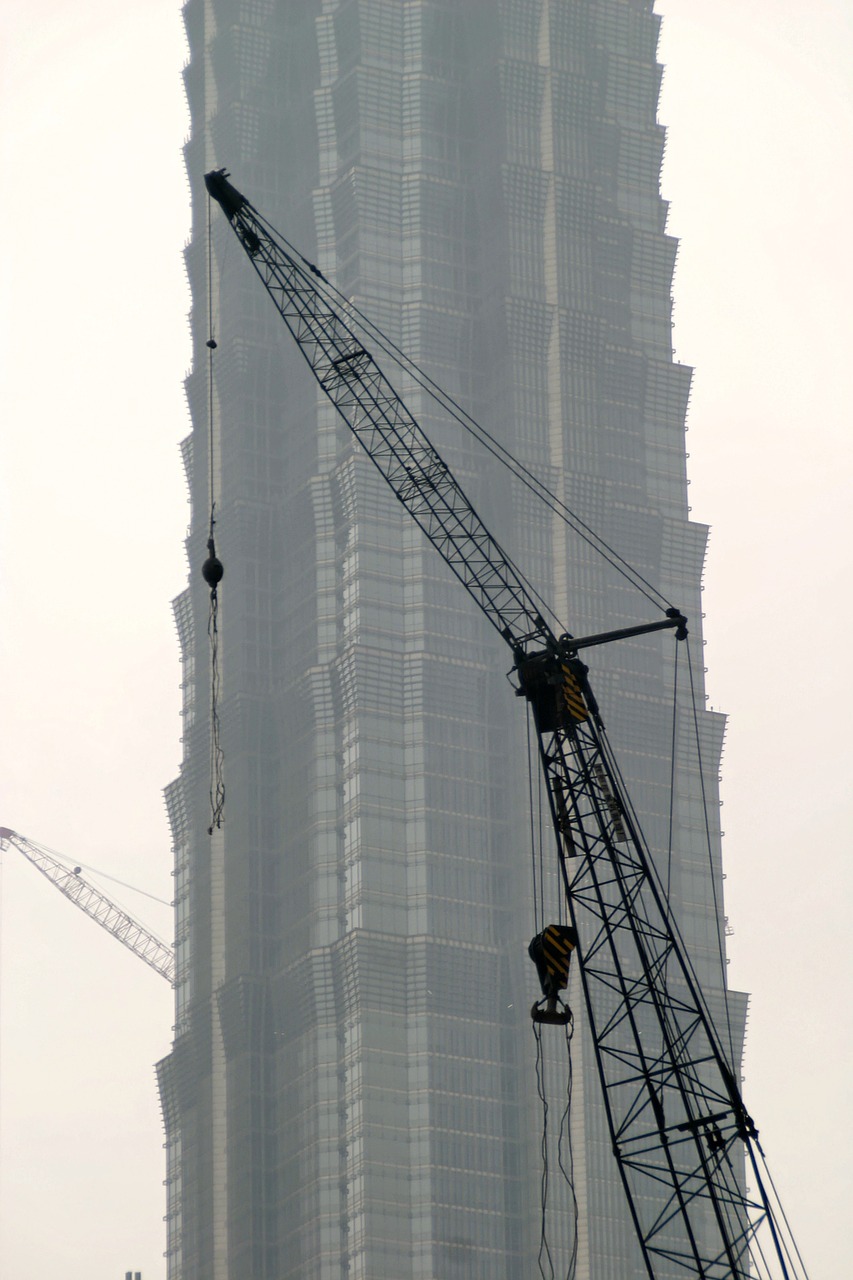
205,170 -> 804,1280
0,827 -> 174,985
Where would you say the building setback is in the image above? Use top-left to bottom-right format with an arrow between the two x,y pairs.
158,2 -> 746,1277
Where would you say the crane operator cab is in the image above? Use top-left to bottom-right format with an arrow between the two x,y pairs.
529,923 -> 577,1025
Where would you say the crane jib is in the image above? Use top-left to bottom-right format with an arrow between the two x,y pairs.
0,827 -> 175,985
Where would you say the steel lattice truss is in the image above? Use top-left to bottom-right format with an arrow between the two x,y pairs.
0,827 -> 174,985
535,711 -> 766,1277
205,170 -> 799,1280
212,175 -> 551,655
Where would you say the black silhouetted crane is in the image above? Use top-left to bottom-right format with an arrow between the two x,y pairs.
204,169 -> 805,1280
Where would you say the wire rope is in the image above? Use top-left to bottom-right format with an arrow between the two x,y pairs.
540,765 -> 558,928
666,640 -> 680,908
751,1212 -> 776,1280
658,640 -> 681,1097
593,702 -> 735,1068
556,1017 -> 579,1280
208,593 -> 225,832
12,835 -> 172,908
251,209 -> 675,617
758,1149 -> 811,1279
685,637 -> 735,1064
205,195 -> 226,833
207,198 -> 216,526
527,707 -> 544,933
533,1021 -> 556,1280
42,854 -> 170,909
361,327 -> 668,614
534,1014 -> 579,1280
588,692 -> 756,1202
246,221 -> 567,642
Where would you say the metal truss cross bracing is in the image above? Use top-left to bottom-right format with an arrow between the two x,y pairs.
205,170 -> 554,657
0,827 -> 175,985
530,701 -> 768,1278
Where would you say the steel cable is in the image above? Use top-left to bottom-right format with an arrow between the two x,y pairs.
251,209 -> 675,618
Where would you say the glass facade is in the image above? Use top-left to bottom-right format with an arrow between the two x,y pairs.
158,2 -> 745,1277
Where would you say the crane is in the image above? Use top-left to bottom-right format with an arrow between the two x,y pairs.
204,169 -> 804,1280
0,827 -> 175,985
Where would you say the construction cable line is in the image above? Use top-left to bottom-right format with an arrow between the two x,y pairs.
591,631 -> 736,1074
527,700 -> 577,1280
533,1016 -> 578,1280
657,639 -> 682,1099
205,582 -> 225,833
686,637 -> 736,1064
556,1023 -> 579,1280
527,701 -> 563,936
31,847 -> 170,909
0,830 -> 172,911
203,195 -> 225,833
534,1019 -> 557,1280
250,206 -> 674,617
579,637 -> 734,1065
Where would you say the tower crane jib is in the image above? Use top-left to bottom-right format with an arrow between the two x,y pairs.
0,827 -> 175,986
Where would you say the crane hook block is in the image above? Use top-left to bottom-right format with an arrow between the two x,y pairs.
202,538 -> 224,589
529,923 -> 577,1025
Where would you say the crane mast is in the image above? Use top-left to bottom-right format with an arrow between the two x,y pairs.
205,170 -> 801,1280
0,827 -> 175,985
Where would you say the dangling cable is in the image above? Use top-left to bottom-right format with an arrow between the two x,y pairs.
527,707 -> 544,934
205,576 -> 225,831
556,1016 -> 578,1280
536,757 -> 553,927
533,1021 -> 556,1280
658,638 -> 681,1088
534,1013 -> 578,1280
757,1150 -> 811,1280
666,640 -> 680,910
204,194 -> 225,833
685,638 -> 734,1063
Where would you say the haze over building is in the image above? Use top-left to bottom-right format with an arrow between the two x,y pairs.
157,2 -> 744,1277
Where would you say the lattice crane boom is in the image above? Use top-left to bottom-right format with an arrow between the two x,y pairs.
0,827 -> 174,985
205,169 -> 804,1280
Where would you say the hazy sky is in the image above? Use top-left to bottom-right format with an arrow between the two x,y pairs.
0,2 -> 849,1277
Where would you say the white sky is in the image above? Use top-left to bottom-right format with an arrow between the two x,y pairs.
0,2 -> 849,1277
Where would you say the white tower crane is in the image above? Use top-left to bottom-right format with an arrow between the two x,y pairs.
0,827 -> 174,984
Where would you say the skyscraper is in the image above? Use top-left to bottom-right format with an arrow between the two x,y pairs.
158,2 -> 744,1277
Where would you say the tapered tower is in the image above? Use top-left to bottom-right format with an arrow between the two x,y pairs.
158,4 -> 744,1277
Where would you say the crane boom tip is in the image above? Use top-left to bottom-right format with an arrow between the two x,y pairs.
204,168 -> 248,221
